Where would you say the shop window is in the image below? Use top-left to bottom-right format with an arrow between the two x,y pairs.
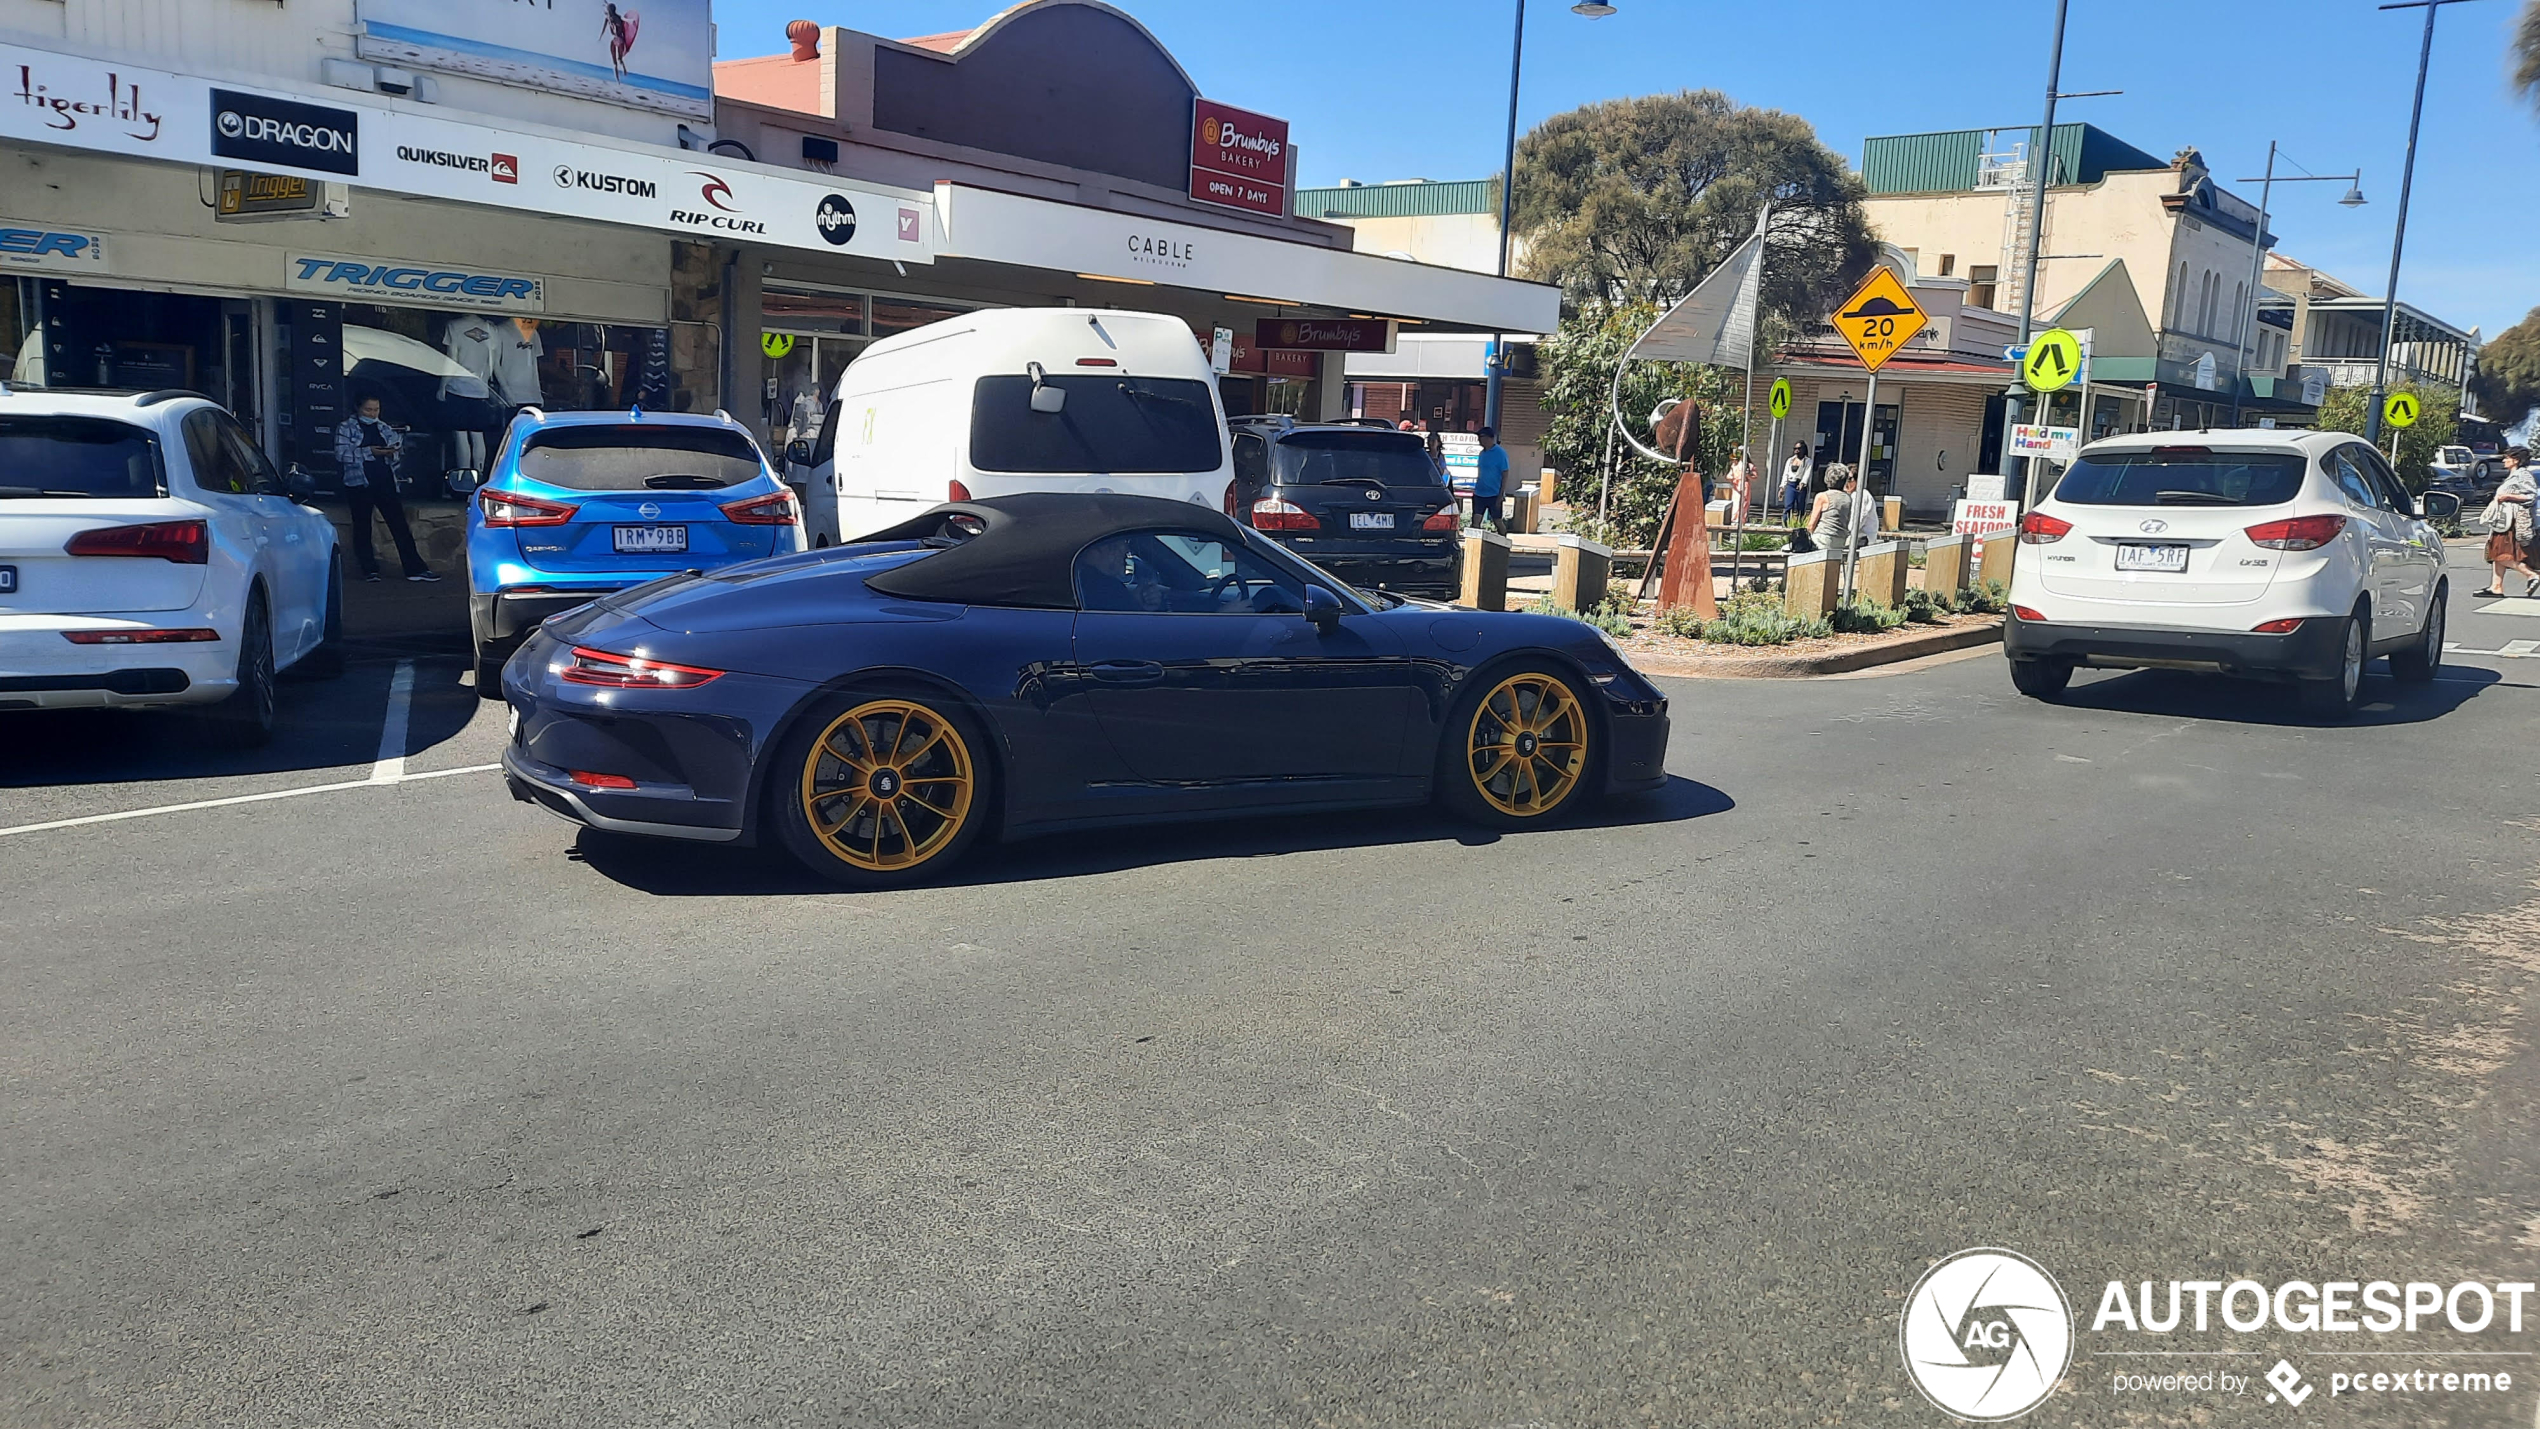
763,284 -> 866,336
872,297 -> 972,338
1938,254 -> 1956,278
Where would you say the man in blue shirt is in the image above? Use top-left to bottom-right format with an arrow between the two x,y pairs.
1469,426 -> 1509,533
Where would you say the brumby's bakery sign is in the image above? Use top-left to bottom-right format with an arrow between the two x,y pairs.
1189,98 -> 1287,218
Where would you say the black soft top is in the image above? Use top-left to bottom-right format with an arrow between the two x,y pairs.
857,492 -> 1248,610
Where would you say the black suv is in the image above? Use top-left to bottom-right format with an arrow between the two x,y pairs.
1227,418 -> 1461,599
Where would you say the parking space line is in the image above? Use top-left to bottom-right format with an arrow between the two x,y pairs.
369,660 -> 415,784
0,763 -> 502,840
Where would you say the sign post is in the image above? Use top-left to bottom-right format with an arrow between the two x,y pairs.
2020,327 -> 2084,509
1765,376 -> 1792,522
1829,268 -> 1929,602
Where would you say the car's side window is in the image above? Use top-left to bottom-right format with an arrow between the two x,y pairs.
1233,433 -> 1268,488
179,410 -> 258,496
1075,530 -> 1305,615
215,415 -> 281,496
2330,449 -> 2382,511
2353,445 -> 2412,513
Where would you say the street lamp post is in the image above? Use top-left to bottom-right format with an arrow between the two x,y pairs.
1483,1 -> 1615,438
2229,143 -> 2365,429
2365,0 -> 2488,447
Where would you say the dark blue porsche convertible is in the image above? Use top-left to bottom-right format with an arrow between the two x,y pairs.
501,493 -> 1671,886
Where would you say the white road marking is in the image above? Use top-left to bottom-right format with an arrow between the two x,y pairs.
369,660 -> 414,784
2472,596 -> 2540,616
2504,640 -> 2540,657
0,764 -> 501,840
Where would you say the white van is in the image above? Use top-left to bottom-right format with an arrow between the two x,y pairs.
787,307 -> 1234,545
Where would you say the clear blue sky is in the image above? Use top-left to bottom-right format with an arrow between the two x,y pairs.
717,0 -> 2540,340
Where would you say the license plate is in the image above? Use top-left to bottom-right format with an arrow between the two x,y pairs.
2114,543 -> 2188,573
613,525 -> 688,554
0,565 -> 15,594
1349,512 -> 1395,531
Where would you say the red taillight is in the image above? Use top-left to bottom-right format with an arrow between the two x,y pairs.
719,490 -> 799,526
1075,357 -> 1118,367
2252,617 -> 2306,634
63,520 -> 208,564
1223,481 -> 1242,519
557,645 -> 723,689
480,490 -> 579,527
61,627 -> 219,644
1250,497 -> 1317,532
2010,605 -> 2046,623
2245,515 -> 2346,551
568,769 -> 638,789
1421,506 -> 1460,532
948,479 -> 973,503
2018,511 -> 2072,544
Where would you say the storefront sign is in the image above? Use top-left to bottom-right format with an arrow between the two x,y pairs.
355,0 -> 714,122
0,42 -> 939,264
216,170 -> 339,220
211,88 -> 359,176
1965,472 -> 2007,502
2010,424 -> 2079,461
0,222 -> 107,272
1952,499 -> 2019,536
285,251 -> 546,312
934,183 -> 1555,334
1189,98 -> 1287,218
1226,331 -> 1315,377
1255,318 -> 1393,353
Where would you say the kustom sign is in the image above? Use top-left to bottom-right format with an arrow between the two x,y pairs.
0,42 -> 937,265
1189,98 -> 1288,218
2010,424 -> 2080,462
1952,499 -> 2019,536
355,0 -> 714,122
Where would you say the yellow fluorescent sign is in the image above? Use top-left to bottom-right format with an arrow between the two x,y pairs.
1831,267 -> 1928,373
2023,329 -> 2083,393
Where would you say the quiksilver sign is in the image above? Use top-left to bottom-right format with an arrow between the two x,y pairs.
210,88 -> 358,176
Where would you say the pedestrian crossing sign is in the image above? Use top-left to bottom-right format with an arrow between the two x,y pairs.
1830,267 -> 1928,373
2383,391 -> 2420,429
2022,328 -> 2082,393
1769,378 -> 1792,420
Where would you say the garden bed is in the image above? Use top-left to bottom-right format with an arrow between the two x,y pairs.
1612,609 -> 2005,679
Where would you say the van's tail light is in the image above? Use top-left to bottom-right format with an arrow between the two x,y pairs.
949,479 -> 973,503
1250,497 -> 1317,532
558,645 -> 723,689
719,491 -> 799,525
481,491 -> 579,527
2245,515 -> 2346,551
62,627 -> 219,644
63,520 -> 208,563
2253,617 -> 2306,633
2018,511 -> 2072,544
1422,505 -> 1461,531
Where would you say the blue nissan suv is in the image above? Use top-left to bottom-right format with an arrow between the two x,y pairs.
466,408 -> 802,695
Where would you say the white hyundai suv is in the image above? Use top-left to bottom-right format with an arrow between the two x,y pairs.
0,387 -> 343,745
2003,430 -> 2446,719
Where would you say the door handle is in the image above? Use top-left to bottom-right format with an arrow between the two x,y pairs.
1087,659 -> 1164,684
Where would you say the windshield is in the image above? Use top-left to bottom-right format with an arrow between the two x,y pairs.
970,375 -> 1223,475
1274,431 -> 1443,489
0,416 -> 166,498
2050,450 -> 2308,507
516,425 -> 766,491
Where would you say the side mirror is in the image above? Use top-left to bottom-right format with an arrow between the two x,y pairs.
784,438 -> 813,467
445,468 -> 487,496
282,465 -> 318,501
1029,385 -> 1067,415
1303,583 -> 1343,632
2419,490 -> 2460,521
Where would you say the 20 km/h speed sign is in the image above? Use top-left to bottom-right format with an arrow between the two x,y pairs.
2383,391 -> 2421,429
1768,377 -> 1792,420
1830,268 -> 1928,373
2023,328 -> 2082,392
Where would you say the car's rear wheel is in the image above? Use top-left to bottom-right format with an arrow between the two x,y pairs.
292,554 -> 345,681
769,690 -> 991,887
2009,658 -> 2073,700
203,594 -> 278,749
2298,604 -> 2368,719
2390,585 -> 2444,684
1436,663 -> 1596,829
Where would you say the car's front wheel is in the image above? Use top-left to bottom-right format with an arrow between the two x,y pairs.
203,594 -> 278,749
768,689 -> 992,887
2390,585 -> 2444,684
1436,663 -> 1597,829
2298,604 -> 2368,719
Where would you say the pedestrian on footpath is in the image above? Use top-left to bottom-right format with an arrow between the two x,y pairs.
2480,447 -> 2539,597
1807,463 -> 1864,556
1469,426 -> 1509,533
1721,447 -> 1753,531
334,398 -> 437,583
1778,441 -> 1811,523
1426,430 -> 1449,482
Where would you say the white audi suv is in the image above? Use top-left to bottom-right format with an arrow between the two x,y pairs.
2003,430 -> 2446,719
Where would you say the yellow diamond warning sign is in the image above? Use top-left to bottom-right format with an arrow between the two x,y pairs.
1830,267 -> 1928,373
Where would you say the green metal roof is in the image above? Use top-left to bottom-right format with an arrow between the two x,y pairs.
1293,179 -> 1495,219
1861,123 -> 2166,196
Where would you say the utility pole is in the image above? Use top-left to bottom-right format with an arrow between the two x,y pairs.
1482,0 -> 1527,439
2005,0 -> 2067,510
2228,144 -> 2365,429
2366,0 -> 2486,447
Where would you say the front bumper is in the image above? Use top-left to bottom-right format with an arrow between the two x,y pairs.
2005,610 -> 2347,682
1600,689 -> 1671,795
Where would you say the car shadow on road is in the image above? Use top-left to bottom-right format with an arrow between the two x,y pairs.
0,655 -> 479,788
2051,662 -> 2501,727
568,775 -> 1735,897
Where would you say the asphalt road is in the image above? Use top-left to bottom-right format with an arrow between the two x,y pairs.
6,547 -> 2540,1428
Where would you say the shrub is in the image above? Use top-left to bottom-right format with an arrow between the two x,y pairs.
1652,604 -> 1705,639
1689,591 -> 1830,646
1960,577 -> 2009,615
1524,590 -> 1634,639
1899,587 -> 1952,624
1831,597 -> 1907,635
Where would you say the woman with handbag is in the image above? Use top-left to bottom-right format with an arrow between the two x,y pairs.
2479,448 -> 2537,598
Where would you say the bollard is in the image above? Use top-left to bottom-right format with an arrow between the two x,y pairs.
1975,532 -> 2016,590
1882,494 -> 1904,536
1509,484 -> 1538,535
1854,540 -> 1908,608
1705,499 -> 1731,531
1922,533 -> 1969,597
1459,527 -> 1512,612
1552,532 -> 1613,612
1539,468 -> 1559,505
1784,548 -> 1839,618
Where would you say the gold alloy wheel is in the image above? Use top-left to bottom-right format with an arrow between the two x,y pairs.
798,698 -> 976,872
1466,672 -> 1589,818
